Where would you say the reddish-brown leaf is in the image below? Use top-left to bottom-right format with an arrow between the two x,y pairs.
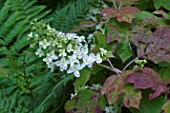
130,25 -> 170,63
101,71 -> 142,109
101,8 -> 118,20
101,75 -> 124,104
125,67 -> 168,100
101,7 -> 140,23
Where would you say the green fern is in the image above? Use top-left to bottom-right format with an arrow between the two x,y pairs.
49,0 -> 97,32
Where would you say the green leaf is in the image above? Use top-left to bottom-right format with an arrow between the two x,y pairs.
117,40 -> 133,63
65,89 -> 106,113
131,91 -> 166,113
153,0 -> 170,11
73,68 -> 92,89
95,31 -> 106,48
158,65 -> 170,84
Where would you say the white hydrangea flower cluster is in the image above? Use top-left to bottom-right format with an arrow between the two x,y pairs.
28,21 -> 107,77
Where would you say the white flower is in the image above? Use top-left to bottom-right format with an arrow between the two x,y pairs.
90,53 -> 102,64
100,48 -> 107,56
39,39 -> 51,49
81,55 -> 93,68
67,64 -> 81,77
66,33 -> 76,40
68,54 -> 79,66
47,50 -> 58,60
58,31 -> 65,37
43,57 -> 53,64
27,32 -> 33,40
74,36 -> 86,43
55,57 -> 68,71
73,44 -> 81,54
67,44 -> 73,53
59,49 -> 67,57
47,62 -> 55,72
35,48 -> 44,57
77,46 -> 88,59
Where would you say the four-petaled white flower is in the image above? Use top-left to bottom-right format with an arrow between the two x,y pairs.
59,49 -> 67,57
43,57 -> 53,64
90,53 -> 102,64
55,56 -> 68,71
67,64 -> 81,77
100,48 -> 107,56
47,50 -> 58,60
66,33 -> 76,40
35,48 -> 44,57
39,39 -> 51,49
68,54 -> 79,66
81,55 -> 93,68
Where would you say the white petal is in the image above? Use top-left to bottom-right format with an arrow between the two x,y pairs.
74,71 -> 80,77
67,68 -> 73,73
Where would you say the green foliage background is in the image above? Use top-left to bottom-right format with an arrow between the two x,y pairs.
0,0 -> 170,113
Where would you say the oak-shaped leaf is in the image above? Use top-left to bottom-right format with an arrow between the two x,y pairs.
101,71 -> 142,109
65,89 -> 106,113
101,6 -> 140,23
130,25 -> 170,64
125,67 -> 168,100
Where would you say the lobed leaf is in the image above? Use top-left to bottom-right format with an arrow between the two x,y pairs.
125,67 -> 168,100
101,71 -> 142,109
130,25 -> 170,64
101,6 -> 140,23
65,89 -> 106,113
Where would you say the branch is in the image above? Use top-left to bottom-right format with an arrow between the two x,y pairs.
97,63 -> 122,76
123,53 -> 146,71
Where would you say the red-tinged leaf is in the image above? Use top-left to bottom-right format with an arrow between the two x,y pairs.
101,71 -> 142,109
101,8 -> 117,20
122,84 -> 141,109
101,75 -> 124,104
101,7 -> 140,23
125,67 -> 168,100
116,7 -> 140,23
130,25 -> 170,64
162,100 -> 170,113
65,90 -> 106,113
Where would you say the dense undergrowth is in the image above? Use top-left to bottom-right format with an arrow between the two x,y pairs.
0,0 -> 170,113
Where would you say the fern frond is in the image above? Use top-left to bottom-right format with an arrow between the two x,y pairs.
49,0 -> 97,32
